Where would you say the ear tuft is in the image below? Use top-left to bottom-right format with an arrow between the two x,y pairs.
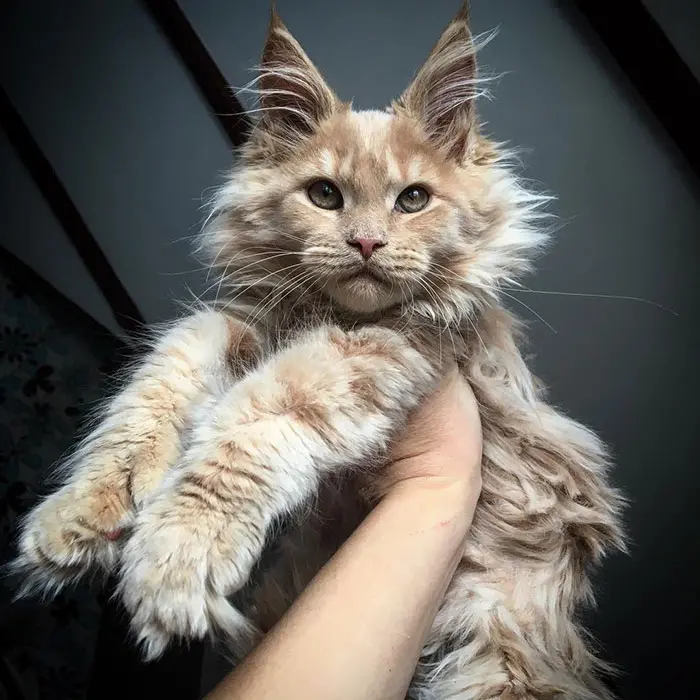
454,0 -> 471,24
255,9 -> 338,147
396,3 -> 481,161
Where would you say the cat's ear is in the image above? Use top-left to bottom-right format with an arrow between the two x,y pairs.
256,8 -> 338,143
396,2 -> 479,161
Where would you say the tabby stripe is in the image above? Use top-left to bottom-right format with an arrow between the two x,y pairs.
179,486 -> 218,509
231,466 -> 273,491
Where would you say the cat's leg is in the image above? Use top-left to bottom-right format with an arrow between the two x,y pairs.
407,307 -> 624,699
119,325 -> 438,659
414,403 -> 624,698
417,558 -> 615,700
13,309 -> 261,597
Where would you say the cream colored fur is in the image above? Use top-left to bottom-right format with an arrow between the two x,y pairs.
13,4 -> 624,698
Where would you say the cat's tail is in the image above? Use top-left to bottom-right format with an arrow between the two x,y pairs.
206,593 -> 262,659
132,592 -> 260,662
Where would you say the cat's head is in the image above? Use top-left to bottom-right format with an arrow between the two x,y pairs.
204,3 -> 548,322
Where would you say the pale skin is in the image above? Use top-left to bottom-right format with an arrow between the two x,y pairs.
206,368 -> 483,700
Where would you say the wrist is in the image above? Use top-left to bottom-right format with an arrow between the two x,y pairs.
381,474 -> 480,537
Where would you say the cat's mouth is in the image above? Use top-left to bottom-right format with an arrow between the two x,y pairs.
338,266 -> 390,285
323,263 -> 401,314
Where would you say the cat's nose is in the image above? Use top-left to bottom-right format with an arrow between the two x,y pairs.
346,237 -> 386,260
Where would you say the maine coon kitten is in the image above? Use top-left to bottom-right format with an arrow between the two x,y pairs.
13,4 -> 625,698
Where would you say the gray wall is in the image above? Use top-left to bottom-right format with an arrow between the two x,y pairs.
0,0 -> 232,329
2,1 -> 698,696
0,129 -> 119,333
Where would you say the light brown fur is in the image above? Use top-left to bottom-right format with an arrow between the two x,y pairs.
13,4 -> 624,698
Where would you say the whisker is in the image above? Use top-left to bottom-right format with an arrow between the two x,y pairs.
206,239 -> 233,282
503,287 -> 679,317
157,266 -> 210,277
237,272 -> 302,332
499,291 -> 558,334
425,277 -> 459,359
413,276 -> 448,363
428,259 -> 676,318
395,283 -> 417,338
219,262 -> 308,313
282,272 -> 318,325
209,250 -> 302,302
246,268 -> 315,329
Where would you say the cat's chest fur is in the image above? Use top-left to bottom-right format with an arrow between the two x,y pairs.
242,289 -> 470,365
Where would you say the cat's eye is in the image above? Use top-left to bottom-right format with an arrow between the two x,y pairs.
395,185 -> 430,214
307,180 -> 344,210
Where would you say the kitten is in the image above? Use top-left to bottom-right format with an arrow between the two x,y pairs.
13,4 -> 625,698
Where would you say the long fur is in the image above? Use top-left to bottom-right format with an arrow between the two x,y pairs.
12,4 -> 624,697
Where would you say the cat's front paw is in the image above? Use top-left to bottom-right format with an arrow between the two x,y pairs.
13,484 -> 129,598
120,498 -> 260,661
119,515 -> 210,660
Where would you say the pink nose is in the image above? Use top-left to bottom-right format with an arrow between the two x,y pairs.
347,237 -> 385,260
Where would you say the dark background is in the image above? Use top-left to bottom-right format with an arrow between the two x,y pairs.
1,1 -> 699,698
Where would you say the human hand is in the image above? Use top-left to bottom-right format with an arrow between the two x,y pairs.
380,368 -> 483,507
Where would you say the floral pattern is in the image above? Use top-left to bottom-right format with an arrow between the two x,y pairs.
0,261 -> 121,700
